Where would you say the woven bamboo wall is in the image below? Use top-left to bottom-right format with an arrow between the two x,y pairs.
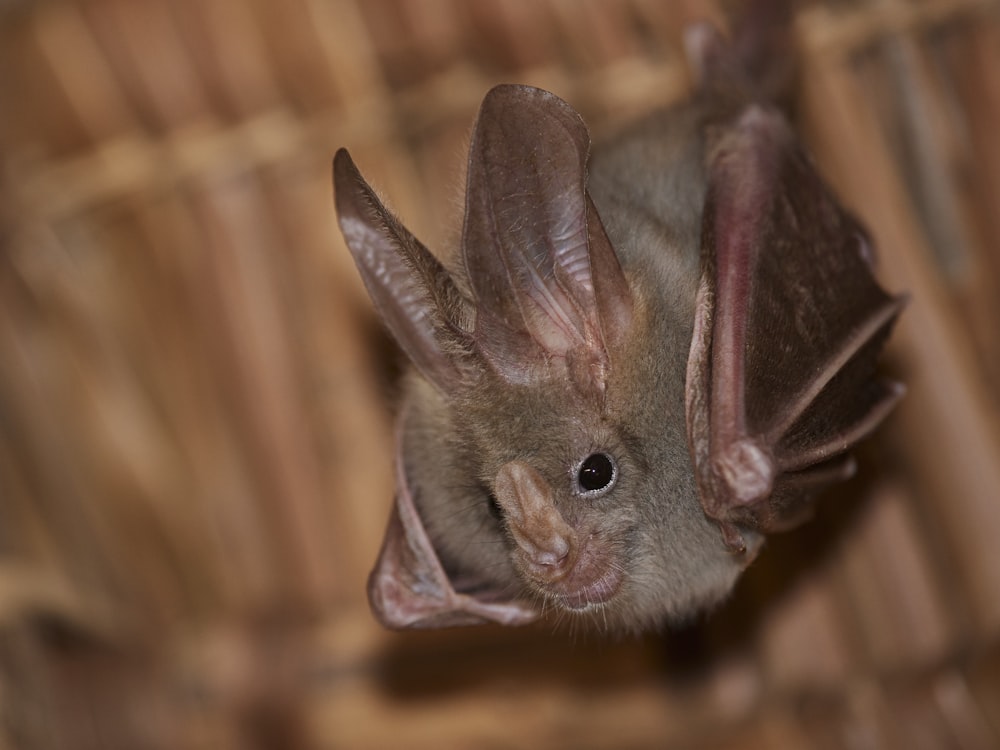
1,0 -> 999,748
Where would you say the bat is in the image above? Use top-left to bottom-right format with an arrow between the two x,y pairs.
332,22 -> 905,633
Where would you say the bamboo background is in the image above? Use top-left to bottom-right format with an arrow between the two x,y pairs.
1,0 -> 999,747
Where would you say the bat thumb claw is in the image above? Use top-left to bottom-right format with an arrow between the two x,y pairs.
714,438 -> 774,506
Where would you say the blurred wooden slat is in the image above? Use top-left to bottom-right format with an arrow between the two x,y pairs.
82,0 -> 212,131
935,16 -> 1000,393
169,0 -> 284,120
32,1 -> 139,143
834,481 -> 958,675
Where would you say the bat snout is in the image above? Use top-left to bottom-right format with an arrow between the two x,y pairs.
493,460 -> 627,610
523,532 -> 627,611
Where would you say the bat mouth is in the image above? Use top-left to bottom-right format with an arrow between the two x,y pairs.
548,561 -> 625,611
557,570 -> 624,611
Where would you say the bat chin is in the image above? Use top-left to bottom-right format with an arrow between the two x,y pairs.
549,565 -> 625,611
519,538 -> 628,612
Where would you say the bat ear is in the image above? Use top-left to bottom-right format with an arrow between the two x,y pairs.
686,106 -> 906,551
461,85 -> 633,397
333,149 -> 470,392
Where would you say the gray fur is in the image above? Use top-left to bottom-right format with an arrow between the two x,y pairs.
399,99 -> 748,632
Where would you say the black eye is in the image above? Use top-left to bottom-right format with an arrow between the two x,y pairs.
577,453 -> 617,494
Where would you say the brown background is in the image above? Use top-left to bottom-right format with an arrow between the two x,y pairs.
1,0 -> 999,747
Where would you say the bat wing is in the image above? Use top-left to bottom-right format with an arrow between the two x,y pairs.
686,105 -> 906,552
367,423 -> 539,629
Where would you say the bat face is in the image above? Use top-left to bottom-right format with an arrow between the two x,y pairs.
427,317 -> 753,632
334,26 -> 904,632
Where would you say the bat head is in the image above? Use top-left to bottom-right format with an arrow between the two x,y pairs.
334,84 -> 750,631
334,75 -> 903,632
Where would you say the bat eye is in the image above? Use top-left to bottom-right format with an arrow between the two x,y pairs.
577,453 -> 617,495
